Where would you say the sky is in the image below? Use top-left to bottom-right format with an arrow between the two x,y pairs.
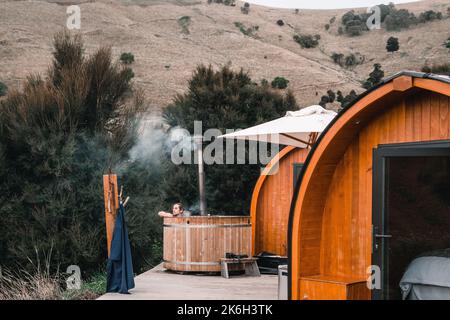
244,0 -> 421,9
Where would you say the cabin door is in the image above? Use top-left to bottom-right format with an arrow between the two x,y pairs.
372,141 -> 450,300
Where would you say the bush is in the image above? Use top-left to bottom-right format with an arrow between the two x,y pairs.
0,32 -> 166,277
162,65 -> 297,214
331,53 -> 344,65
271,77 -> 289,89
120,52 -> 135,64
362,63 -> 385,89
339,4 -> 441,35
341,10 -> 368,36
319,90 -> 336,107
325,24 -> 330,31
421,64 -> 450,76
241,2 -> 249,14
0,81 -> 7,97
331,52 -> 363,69
384,8 -> 417,31
277,19 -> 284,26
234,22 -> 258,37
444,37 -> 450,49
386,36 -> 400,53
208,0 -> 236,5
337,90 -> 358,109
178,16 -> 191,35
293,34 -> 320,48
419,10 -> 443,23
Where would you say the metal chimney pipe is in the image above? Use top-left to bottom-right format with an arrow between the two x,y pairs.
194,135 -> 207,216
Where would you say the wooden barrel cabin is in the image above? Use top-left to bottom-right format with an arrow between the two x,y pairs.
288,71 -> 450,300
163,216 -> 251,272
251,146 -> 309,256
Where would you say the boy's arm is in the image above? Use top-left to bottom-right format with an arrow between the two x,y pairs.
158,211 -> 173,217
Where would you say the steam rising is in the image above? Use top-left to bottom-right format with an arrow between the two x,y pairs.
128,115 -> 193,165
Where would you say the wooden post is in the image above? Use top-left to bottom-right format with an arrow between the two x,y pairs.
103,174 -> 119,258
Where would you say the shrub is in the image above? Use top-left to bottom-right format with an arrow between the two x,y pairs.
331,52 -> 344,65
293,34 -> 320,48
0,32 -> 163,277
295,9 -> 299,14
325,24 -> 330,31
362,63 -> 385,89
341,10 -> 367,36
337,90 -> 358,109
234,22 -> 258,37
329,16 -> 336,24
421,64 -> 450,76
0,81 -> 7,97
444,37 -> 450,49
331,52 -> 363,69
277,19 -> 284,26
241,2 -> 249,14
419,10 -> 443,23
384,8 -> 417,31
319,90 -> 336,107
378,3 -> 395,22
271,77 -> 289,89
120,52 -> 135,64
386,36 -> 400,53
208,0 -> 236,5
178,16 -> 191,34
344,54 -> 357,67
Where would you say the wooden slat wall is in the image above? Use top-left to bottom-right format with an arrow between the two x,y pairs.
254,148 -> 309,256
320,92 -> 450,279
312,91 -> 450,280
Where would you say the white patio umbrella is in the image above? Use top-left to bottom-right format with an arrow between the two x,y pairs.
218,105 -> 337,148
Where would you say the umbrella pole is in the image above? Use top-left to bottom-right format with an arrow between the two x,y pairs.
194,135 -> 207,216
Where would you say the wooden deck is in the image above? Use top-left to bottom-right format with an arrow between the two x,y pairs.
97,263 -> 279,300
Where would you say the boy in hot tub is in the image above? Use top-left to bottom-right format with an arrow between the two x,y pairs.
158,203 -> 191,217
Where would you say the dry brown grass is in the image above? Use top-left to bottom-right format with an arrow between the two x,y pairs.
0,268 -> 63,300
1,0 -> 449,110
0,246 -> 63,300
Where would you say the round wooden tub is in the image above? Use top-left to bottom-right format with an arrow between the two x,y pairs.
163,216 -> 252,272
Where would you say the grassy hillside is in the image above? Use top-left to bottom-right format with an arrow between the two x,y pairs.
1,0 -> 449,110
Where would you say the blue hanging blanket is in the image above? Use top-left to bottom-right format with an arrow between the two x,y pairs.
106,202 -> 135,294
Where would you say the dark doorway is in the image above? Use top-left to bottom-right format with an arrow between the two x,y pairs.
372,141 -> 450,300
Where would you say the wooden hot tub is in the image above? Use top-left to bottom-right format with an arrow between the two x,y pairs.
163,216 -> 252,272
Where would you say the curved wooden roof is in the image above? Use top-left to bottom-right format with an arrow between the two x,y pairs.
287,71 -> 450,299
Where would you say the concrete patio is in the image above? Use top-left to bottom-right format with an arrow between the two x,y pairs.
98,263 -> 279,300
